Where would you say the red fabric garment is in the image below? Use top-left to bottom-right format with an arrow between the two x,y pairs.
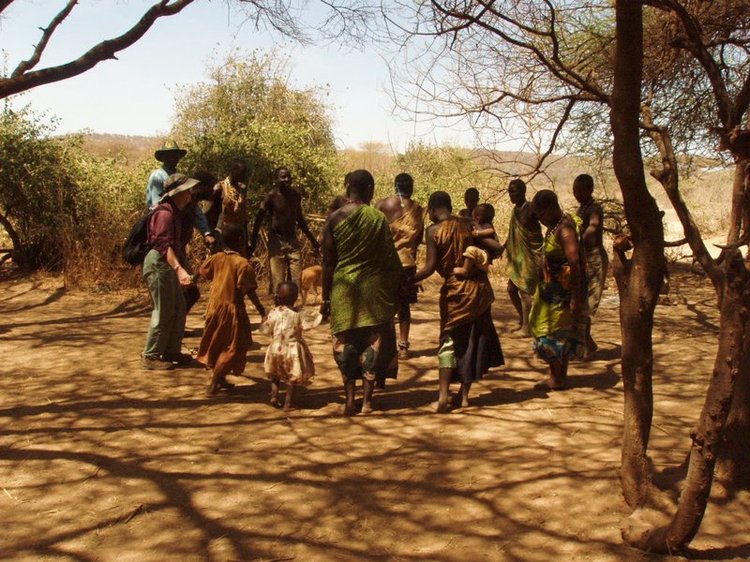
147,200 -> 181,259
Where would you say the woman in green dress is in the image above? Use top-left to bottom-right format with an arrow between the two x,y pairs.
528,190 -> 586,390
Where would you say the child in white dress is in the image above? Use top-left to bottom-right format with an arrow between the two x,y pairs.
260,281 -> 320,410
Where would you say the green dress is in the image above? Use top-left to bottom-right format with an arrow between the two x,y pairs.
528,215 -> 585,363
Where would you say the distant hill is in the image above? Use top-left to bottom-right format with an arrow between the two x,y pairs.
78,133 -> 159,165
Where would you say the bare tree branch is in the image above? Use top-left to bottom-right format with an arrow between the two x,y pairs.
0,0 -> 196,99
644,0 -> 735,127
641,103 -> 724,290
11,0 -> 78,79
0,0 -> 15,16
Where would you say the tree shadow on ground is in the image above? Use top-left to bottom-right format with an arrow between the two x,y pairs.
2,273 -> 748,561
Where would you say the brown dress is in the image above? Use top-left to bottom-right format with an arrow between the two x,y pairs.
197,251 -> 256,374
433,216 -> 504,382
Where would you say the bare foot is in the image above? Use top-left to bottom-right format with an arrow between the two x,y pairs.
435,400 -> 450,414
461,395 -> 469,408
205,385 -> 219,398
269,397 -> 281,408
361,402 -> 373,415
342,404 -> 357,416
533,378 -> 568,391
282,405 -> 297,413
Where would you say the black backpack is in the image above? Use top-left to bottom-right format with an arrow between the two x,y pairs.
122,209 -> 154,265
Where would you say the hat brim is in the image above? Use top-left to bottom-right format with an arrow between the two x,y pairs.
154,148 -> 187,161
160,178 -> 200,202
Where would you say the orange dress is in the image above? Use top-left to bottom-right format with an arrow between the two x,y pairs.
196,251 -> 256,374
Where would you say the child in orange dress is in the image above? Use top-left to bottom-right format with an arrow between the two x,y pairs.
260,281 -> 320,410
197,224 -> 263,396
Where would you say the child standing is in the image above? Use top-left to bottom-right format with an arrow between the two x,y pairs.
197,224 -> 263,397
454,203 -> 504,278
260,281 -> 320,411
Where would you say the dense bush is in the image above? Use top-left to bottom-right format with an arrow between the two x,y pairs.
171,52 -> 339,213
0,106 -> 77,270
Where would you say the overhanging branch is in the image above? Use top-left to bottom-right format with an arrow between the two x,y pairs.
12,0 -> 78,79
0,0 -> 196,99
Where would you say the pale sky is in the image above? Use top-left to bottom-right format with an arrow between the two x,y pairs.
0,0 -> 479,152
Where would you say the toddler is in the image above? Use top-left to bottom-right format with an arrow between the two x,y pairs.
454,203 -> 504,278
260,281 -> 320,410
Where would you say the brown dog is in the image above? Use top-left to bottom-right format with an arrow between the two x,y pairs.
300,265 -> 322,307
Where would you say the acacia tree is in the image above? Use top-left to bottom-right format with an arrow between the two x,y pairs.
389,0 -> 749,553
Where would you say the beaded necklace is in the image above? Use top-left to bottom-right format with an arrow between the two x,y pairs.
545,213 -> 566,243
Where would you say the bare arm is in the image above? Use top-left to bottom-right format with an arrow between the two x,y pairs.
247,207 -> 267,255
453,257 -> 474,279
246,289 -> 266,318
473,226 -> 496,238
559,224 -> 584,315
582,206 -> 603,247
296,197 -> 320,250
166,246 -> 192,287
320,216 -> 338,319
413,224 -> 439,282
477,237 -> 505,256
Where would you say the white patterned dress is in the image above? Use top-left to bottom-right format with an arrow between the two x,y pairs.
260,306 -> 320,385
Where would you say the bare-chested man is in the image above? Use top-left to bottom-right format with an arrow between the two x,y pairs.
573,173 -> 608,357
504,179 -> 543,335
249,167 -> 320,296
375,173 -> 424,359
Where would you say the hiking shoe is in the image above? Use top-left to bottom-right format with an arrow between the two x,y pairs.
162,352 -> 194,367
142,356 -> 175,371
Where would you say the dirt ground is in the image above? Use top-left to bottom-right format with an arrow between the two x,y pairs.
1,265 -> 749,562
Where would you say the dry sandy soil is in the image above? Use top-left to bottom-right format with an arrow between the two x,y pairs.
1,265 -> 749,562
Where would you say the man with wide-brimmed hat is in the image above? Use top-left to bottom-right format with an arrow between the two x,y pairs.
141,173 -> 200,371
145,140 -> 215,249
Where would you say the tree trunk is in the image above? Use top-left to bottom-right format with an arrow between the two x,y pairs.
0,209 -> 25,268
717,161 -> 750,489
716,343 -> 750,492
610,0 -> 666,509
623,252 -> 750,553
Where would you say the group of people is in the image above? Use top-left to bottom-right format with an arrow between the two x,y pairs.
138,140 -> 608,414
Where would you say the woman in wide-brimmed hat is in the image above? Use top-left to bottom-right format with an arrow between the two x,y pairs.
141,173 -> 200,371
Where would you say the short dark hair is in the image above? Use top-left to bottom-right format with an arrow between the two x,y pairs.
222,223 -> 245,252
191,170 -> 217,201
230,159 -> 247,175
508,178 -> 526,194
347,169 -> 375,202
574,174 -> 594,192
273,167 -> 291,181
474,203 -> 495,223
394,173 -> 414,197
531,189 -> 559,213
276,281 -> 299,306
464,187 -> 480,200
428,191 -> 452,213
